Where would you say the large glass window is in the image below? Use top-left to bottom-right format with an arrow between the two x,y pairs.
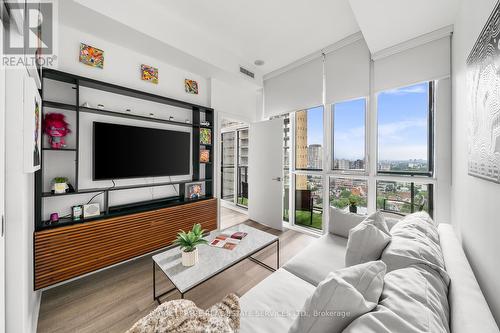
221,132 -> 235,201
377,82 -> 433,175
294,174 -> 323,230
376,181 -> 433,216
237,129 -> 249,207
329,178 -> 368,215
283,116 -> 291,222
333,98 -> 366,171
295,106 -> 324,170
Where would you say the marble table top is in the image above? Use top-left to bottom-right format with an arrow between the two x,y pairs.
152,224 -> 278,293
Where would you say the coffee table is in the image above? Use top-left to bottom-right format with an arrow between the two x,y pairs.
152,224 -> 279,303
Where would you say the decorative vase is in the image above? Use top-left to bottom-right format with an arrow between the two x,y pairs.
349,205 -> 357,214
181,248 -> 199,267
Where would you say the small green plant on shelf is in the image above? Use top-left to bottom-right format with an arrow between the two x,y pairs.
349,196 -> 359,214
173,223 -> 208,266
51,177 -> 70,194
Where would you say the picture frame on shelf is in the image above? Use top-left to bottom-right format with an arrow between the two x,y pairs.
200,128 -> 212,145
200,149 -> 210,163
23,76 -> 42,173
185,182 -> 205,199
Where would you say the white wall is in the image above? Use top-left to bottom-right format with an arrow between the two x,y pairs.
5,69 -> 41,333
58,24 -> 210,107
211,78 -> 259,122
452,0 -> 500,325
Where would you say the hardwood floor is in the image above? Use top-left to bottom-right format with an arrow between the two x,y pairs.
220,206 -> 248,229
37,219 -> 315,333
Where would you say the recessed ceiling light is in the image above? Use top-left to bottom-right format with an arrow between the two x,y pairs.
254,60 -> 265,66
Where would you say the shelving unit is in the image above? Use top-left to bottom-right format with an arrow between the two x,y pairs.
36,68 -> 215,231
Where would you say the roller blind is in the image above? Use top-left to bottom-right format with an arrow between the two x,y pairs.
374,36 -> 451,92
264,57 -> 323,118
325,39 -> 370,104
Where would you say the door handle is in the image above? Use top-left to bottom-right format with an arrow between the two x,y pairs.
272,177 -> 282,182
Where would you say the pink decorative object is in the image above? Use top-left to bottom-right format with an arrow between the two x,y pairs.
43,113 -> 71,149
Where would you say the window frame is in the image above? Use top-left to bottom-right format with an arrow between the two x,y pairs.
331,97 -> 368,175
376,81 -> 435,177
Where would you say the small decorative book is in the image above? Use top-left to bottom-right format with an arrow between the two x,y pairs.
200,149 -> 210,163
200,128 -> 212,145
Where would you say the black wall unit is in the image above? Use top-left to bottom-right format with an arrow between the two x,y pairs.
36,69 -> 215,231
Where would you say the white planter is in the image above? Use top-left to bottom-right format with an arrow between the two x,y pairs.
53,182 -> 68,194
181,248 -> 199,267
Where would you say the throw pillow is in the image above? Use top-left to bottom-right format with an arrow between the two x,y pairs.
127,293 -> 240,333
345,217 -> 391,267
289,261 -> 386,333
344,264 -> 450,333
329,207 -> 366,238
381,212 -> 449,285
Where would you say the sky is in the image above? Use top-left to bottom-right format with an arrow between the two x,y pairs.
304,82 -> 429,162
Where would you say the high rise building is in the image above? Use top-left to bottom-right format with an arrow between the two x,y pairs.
308,144 -> 322,169
295,110 -> 308,189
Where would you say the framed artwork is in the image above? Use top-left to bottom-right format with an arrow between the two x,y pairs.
467,1 -> 500,183
185,182 -> 205,199
79,43 -> 104,69
185,79 -> 199,94
200,128 -> 212,145
23,76 -> 42,173
200,149 -> 210,163
141,64 -> 158,84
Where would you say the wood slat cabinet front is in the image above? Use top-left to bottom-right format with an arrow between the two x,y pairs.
34,198 -> 218,289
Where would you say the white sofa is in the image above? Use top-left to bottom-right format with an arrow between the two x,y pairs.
240,210 -> 500,333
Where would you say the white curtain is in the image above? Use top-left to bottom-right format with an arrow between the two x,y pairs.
264,57 -> 323,118
325,38 -> 371,103
374,36 -> 451,92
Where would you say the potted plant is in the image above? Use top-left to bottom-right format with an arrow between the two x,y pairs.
52,177 -> 69,194
173,223 -> 208,267
349,196 -> 358,214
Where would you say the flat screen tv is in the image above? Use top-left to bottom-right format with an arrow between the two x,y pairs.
93,122 -> 191,180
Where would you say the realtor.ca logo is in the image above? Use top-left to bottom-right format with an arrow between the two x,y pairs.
2,1 -> 58,68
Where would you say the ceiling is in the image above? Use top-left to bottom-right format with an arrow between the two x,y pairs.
68,0 -> 459,84
349,0 -> 459,54
152,0 -> 360,74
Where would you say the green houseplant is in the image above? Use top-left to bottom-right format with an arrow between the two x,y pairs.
349,196 -> 358,214
173,223 -> 208,266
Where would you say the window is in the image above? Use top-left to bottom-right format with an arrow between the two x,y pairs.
329,178 -> 368,215
295,106 -> 324,170
376,181 -> 433,216
237,129 -> 249,207
221,132 -> 235,201
283,116 -> 291,222
294,174 -> 323,230
333,98 -> 366,171
377,82 -> 433,175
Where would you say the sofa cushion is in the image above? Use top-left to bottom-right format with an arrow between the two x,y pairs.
283,234 -> 347,286
346,218 -> 391,267
329,207 -> 366,238
438,224 -> 500,333
381,212 -> 449,285
344,264 -> 450,333
289,261 -> 386,333
240,268 -> 315,333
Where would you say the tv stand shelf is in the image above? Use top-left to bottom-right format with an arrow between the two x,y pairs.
34,69 -> 216,289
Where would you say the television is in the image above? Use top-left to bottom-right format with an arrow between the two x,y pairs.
93,122 -> 191,180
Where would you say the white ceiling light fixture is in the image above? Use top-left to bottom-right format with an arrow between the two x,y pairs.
254,60 -> 265,66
